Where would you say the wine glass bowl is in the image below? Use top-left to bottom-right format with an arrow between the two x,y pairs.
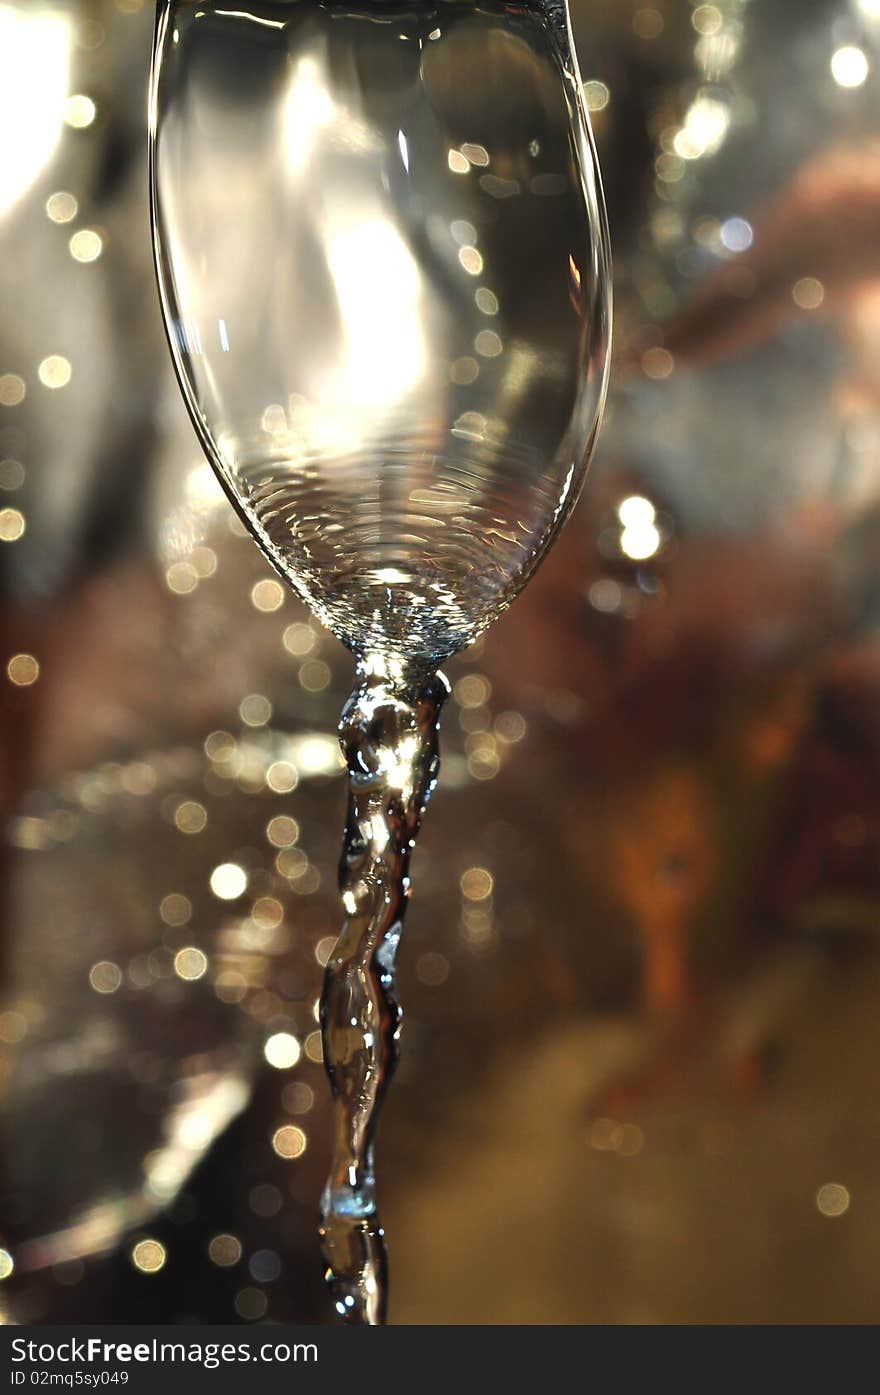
150,0 -> 610,667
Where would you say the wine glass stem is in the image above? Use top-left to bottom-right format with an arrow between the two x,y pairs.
319,659 -> 449,1324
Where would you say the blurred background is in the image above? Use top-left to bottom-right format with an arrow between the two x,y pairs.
1,0 -> 880,1325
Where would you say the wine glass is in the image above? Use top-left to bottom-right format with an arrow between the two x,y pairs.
150,0 -> 611,1324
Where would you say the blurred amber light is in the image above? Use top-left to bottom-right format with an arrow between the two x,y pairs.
272,1125 -> 307,1158
6,654 -> 38,687
131,1239 -> 166,1273
208,1234 -> 242,1267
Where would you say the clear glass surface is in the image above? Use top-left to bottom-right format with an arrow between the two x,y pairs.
150,0 -> 610,667
150,0 -> 610,1324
